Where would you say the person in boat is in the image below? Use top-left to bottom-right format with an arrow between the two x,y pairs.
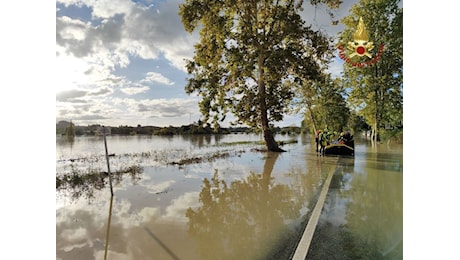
338,130 -> 352,144
338,131 -> 345,144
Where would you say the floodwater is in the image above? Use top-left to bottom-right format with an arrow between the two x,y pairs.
56,133 -> 402,260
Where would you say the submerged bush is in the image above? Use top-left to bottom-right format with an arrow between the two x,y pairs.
56,164 -> 143,201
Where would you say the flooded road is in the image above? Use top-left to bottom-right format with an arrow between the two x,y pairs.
307,143 -> 403,259
56,134 -> 402,259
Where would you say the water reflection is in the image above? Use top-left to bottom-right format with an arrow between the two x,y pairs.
104,195 -> 113,260
142,227 -> 180,260
56,135 -> 403,259
56,135 -> 75,150
185,152 -> 303,259
308,144 -> 403,259
56,165 -> 143,202
180,134 -> 225,148
343,155 -> 403,258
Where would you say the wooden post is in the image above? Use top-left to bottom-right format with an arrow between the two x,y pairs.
103,126 -> 114,196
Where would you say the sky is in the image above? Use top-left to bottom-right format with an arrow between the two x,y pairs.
55,0 -> 365,128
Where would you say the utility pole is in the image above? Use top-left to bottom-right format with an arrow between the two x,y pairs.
103,126 -> 114,196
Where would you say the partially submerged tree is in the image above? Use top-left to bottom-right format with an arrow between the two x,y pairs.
179,0 -> 340,151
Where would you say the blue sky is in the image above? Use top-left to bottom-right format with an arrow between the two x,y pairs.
55,0 -> 369,128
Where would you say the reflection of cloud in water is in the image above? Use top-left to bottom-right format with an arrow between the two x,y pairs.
60,227 -> 88,251
164,192 -> 200,223
56,204 -> 107,255
138,207 -> 161,222
57,190 -> 203,259
211,160 -> 253,175
62,227 -> 87,242
122,192 -> 200,225
144,180 -> 176,194
181,159 -> 254,181
93,249 -> 130,260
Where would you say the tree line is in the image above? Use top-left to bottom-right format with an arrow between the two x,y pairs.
56,121 -> 305,137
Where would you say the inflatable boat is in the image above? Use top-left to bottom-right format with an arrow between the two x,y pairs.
324,139 -> 355,156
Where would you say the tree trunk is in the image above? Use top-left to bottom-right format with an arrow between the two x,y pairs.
305,97 -> 318,134
373,67 -> 381,142
374,122 -> 381,142
258,57 -> 285,152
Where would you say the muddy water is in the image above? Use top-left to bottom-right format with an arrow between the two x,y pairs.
56,134 -> 402,260
307,142 -> 403,259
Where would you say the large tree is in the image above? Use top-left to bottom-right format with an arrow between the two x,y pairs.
339,0 -> 403,141
179,0 -> 340,151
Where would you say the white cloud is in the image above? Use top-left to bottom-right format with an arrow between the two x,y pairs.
55,0 -> 197,129
88,0 -> 134,19
56,89 -> 88,102
56,97 -> 116,123
57,95 -> 201,126
141,72 -> 174,85
135,98 -> 200,118
88,87 -> 113,96
120,85 -> 150,95
56,0 -> 197,74
56,87 -> 113,103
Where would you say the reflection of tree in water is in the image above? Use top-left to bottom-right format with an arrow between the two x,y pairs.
286,156 -> 329,204
186,153 -> 303,260
342,162 -> 403,258
309,156 -> 403,259
181,134 -> 224,148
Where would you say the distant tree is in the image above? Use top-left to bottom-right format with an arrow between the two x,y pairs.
65,121 -> 75,140
179,0 -> 341,151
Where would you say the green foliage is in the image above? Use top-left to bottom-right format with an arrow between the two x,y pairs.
179,0 -> 340,150
340,0 -> 403,141
153,126 -> 176,135
297,74 -> 350,133
380,128 -> 403,144
112,125 -> 157,135
319,78 -> 350,132
349,111 -> 371,134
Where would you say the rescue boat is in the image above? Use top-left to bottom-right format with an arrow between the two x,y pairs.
324,139 -> 355,156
